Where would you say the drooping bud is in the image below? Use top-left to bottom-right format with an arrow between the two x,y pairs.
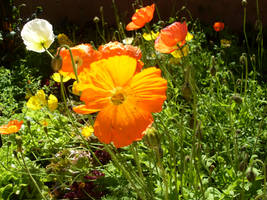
246,167 -> 257,182
232,94 -> 243,104
93,16 -> 100,23
239,53 -> 247,65
51,54 -> 62,72
241,0 -> 247,7
15,135 -> 23,152
181,82 -> 192,101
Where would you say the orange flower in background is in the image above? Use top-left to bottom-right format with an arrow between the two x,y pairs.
73,55 -> 167,148
155,21 -> 188,53
98,41 -> 143,72
59,43 -> 99,78
0,120 -> 23,135
126,4 -> 155,31
213,22 -> 224,32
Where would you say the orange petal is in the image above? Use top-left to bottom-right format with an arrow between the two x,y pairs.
155,36 -> 178,53
156,21 -> 187,49
94,103 -> 153,148
126,22 -> 143,31
128,67 -> 167,113
73,104 -> 100,114
90,55 -> 137,87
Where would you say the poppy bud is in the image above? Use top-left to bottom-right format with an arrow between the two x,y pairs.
210,65 -> 216,76
144,126 -> 160,149
181,82 -> 192,101
15,135 -> 23,152
239,161 -> 248,172
239,53 -> 247,65
246,168 -> 256,182
232,95 -> 243,104
254,20 -> 261,31
51,54 -> 62,72
185,155 -> 190,163
241,0 -> 247,7
209,164 -> 215,173
93,16 -> 100,23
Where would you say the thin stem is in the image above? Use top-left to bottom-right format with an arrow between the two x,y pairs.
20,153 -> 48,200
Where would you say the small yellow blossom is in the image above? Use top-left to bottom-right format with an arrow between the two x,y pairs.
143,31 -> 159,41
51,72 -> 71,83
72,81 -> 80,96
81,125 -> 94,138
48,94 -> 58,111
41,120 -> 49,127
57,33 -> 73,47
171,45 -> 189,58
220,39 -> 231,48
35,90 -> 47,106
27,96 -> 43,110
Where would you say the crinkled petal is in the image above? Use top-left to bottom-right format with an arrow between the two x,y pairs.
73,105 -> 100,114
94,103 -> 153,148
127,67 -> 167,113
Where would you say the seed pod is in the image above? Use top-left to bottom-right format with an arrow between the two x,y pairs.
93,16 -> 100,23
15,135 -> 23,152
51,54 -> 62,72
181,82 -> 192,101
232,95 -> 243,104
246,168 -> 256,182
241,0 -> 247,7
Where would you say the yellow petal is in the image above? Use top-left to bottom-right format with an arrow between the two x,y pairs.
81,125 -> 94,138
171,45 -> 189,58
26,96 -> 42,110
48,94 -> 58,111
52,72 -> 71,83
143,31 -> 159,41
35,90 -> 47,106
185,32 -> 193,41
220,39 -> 231,48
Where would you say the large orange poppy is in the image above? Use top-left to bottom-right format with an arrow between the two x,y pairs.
155,21 -> 188,53
126,4 -> 155,31
59,43 -> 99,78
73,55 -> 167,148
0,120 -> 23,135
213,22 -> 224,32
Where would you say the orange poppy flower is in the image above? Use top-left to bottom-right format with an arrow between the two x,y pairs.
155,21 -> 188,53
59,43 -> 99,78
126,4 -> 155,31
73,55 -> 167,148
0,120 -> 23,135
98,41 -> 143,72
213,22 -> 224,32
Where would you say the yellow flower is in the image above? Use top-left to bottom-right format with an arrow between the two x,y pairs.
51,72 -> 71,83
41,120 -> 49,127
21,19 -> 55,53
81,125 -> 94,138
48,94 -> 58,111
72,81 -> 80,96
35,90 -> 47,106
220,39 -> 231,48
185,32 -> 193,41
57,33 -> 73,47
171,45 -> 189,58
143,31 -> 159,41
26,96 -> 42,110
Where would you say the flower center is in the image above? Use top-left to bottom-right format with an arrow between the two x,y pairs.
111,88 -> 125,105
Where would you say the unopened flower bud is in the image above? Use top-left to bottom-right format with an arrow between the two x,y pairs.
51,54 -> 62,72
246,168 -> 256,182
240,53 -> 247,65
239,161 -> 247,172
182,82 -> 192,101
241,0 -> 247,7
93,16 -> 100,23
15,135 -> 23,152
232,94 -> 243,104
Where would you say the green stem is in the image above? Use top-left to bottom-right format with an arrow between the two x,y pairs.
20,153 -> 48,200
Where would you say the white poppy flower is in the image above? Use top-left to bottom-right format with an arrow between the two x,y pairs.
21,18 -> 55,53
